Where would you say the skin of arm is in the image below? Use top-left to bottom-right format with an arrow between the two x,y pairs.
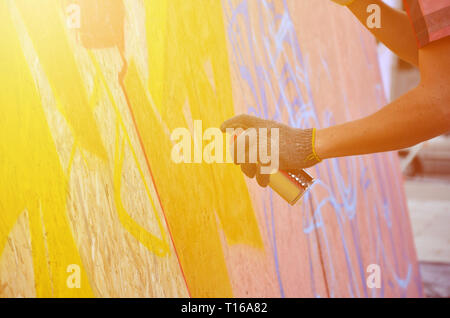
315,36 -> 450,160
347,0 -> 419,67
221,37 -> 449,174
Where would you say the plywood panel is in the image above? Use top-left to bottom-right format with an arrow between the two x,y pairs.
0,0 -> 421,297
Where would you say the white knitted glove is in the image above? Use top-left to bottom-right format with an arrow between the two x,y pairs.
221,115 -> 321,187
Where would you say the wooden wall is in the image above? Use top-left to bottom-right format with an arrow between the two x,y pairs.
0,0 -> 422,297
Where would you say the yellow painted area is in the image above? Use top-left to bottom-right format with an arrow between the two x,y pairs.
1,0 -> 263,298
114,127 -> 170,257
87,52 -> 171,257
1,0 -> 186,296
122,0 -> 264,297
0,1 -> 93,297
15,0 -> 107,160
146,0 -> 168,114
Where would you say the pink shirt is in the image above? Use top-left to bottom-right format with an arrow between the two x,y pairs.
403,0 -> 450,47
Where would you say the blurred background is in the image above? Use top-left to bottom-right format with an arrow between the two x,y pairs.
378,0 -> 450,298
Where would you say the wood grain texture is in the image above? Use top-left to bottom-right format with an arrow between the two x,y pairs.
0,0 -> 422,297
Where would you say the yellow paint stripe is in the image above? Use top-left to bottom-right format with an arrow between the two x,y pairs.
126,0 -> 264,297
0,1 -> 93,297
88,51 -> 170,257
15,0 -> 107,160
145,0 -> 168,115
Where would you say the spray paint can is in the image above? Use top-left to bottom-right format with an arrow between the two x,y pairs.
268,169 -> 314,205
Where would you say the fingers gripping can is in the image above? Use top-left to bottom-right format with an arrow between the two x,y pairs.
230,130 -> 314,206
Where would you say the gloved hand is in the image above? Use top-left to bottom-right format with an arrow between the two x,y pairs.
331,0 -> 357,5
220,114 -> 321,187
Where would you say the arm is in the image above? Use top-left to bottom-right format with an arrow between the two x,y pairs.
316,37 -> 450,159
345,0 -> 419,67
316,83 -> 449,158
221,38 -> 450,177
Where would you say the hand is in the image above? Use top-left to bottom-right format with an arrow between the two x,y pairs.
220,114 -> 321,187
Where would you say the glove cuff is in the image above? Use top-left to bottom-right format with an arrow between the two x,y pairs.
291,128 -> 322,169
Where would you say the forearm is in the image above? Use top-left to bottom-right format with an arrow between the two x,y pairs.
315,84 -> 450,159
347,0 -> 418,67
